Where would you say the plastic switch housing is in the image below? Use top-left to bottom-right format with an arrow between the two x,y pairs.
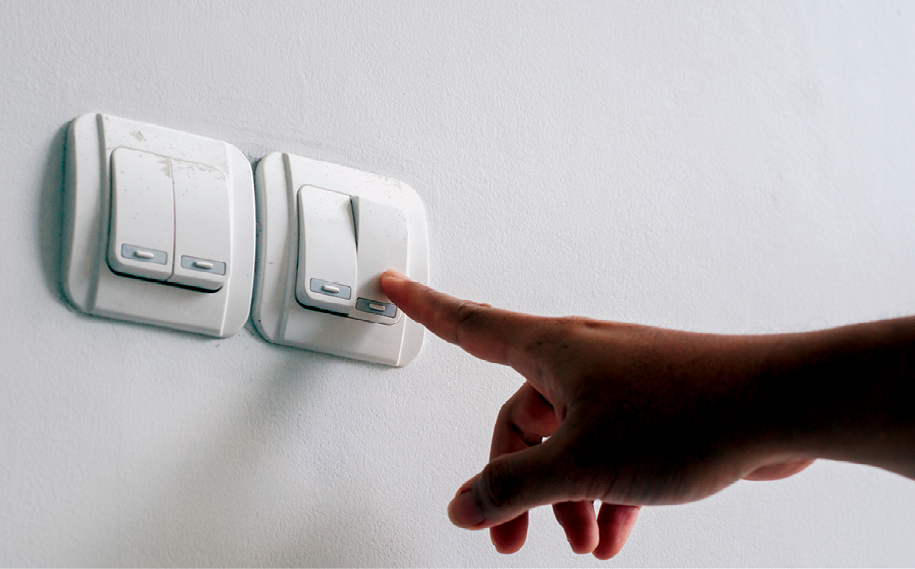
252,153 -> 429,366
62,114 -> 256,338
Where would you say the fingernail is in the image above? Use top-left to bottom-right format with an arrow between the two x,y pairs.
382,269 -> 410,283
448,488 -> 486,529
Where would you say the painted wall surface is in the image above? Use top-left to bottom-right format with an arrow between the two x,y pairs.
2,1 -> 914,565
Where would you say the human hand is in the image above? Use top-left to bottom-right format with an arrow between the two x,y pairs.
380,270 -> 814,559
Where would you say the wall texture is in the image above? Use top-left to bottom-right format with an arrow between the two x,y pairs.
2,0 -> 914,566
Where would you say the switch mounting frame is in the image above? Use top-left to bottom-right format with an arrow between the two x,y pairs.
251,152 -> 429,366
61,113 -> 256,338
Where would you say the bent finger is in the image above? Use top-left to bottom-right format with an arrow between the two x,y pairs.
485,383 -> 559,553
449,422 -> 597,530
490,382 -> 558,461
553,501 -> 599,554
593,503 -> 640,560
490,514 -> 528,554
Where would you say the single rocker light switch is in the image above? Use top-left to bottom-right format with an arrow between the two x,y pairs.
169,159 -> 232,291
350,195 -> 408,325
107,147 -> 176,282
295,185 -> 358,314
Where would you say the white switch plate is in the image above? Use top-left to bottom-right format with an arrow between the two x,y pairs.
252,153 -> 429,366
61,114 -> 256,338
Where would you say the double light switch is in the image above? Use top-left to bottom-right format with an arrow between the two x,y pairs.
108,147 -> 230,291
62,114 -> 255,338
295,186 -> 407,325
251,152 -> 429,366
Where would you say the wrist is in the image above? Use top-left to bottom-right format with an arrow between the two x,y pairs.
750,317 -> 915,478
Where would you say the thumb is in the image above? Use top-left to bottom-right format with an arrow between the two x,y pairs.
448,439 -> 577,529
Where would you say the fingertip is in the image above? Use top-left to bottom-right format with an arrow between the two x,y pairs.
567,539 -> 597,555
493,538 -> 524,555
490,514 -> 528,554
593,504 -> 640,560
592,544 -> 618,561
553,501 -> 599,555
448,489 -> 486,529
381,269 -> 410,283
566,531 -> 599,555
380,270 -> 411,298
380,269 -> 418,309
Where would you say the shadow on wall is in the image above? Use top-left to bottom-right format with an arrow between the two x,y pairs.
39,123 -> 68,304
38,126 -> 414,566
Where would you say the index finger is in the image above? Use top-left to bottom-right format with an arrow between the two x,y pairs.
380,270 -> 545,370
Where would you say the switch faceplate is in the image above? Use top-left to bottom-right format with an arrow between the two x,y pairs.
62,114 -> 255,338
252,153 -> 429,366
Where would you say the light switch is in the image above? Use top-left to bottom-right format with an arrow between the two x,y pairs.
62,114 -> 256,338
350,196 -> 408,325
169,159 -> 231,291
252,152 -> 429,366
107,147 -> 176,282
295,186 -> 357,314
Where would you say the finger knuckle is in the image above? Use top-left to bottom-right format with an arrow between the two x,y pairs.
556,315 -> 600,333
496,397 -> 515,424
452,301 -> 490,343
478,461 -> 516,511
519,316 -> 592,367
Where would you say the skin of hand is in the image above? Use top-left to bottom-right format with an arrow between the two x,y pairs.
379,270 -> 915,559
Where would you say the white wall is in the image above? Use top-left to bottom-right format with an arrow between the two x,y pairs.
2,0 -> 914,565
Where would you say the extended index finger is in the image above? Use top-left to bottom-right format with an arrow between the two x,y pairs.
380,270 -> 544,369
